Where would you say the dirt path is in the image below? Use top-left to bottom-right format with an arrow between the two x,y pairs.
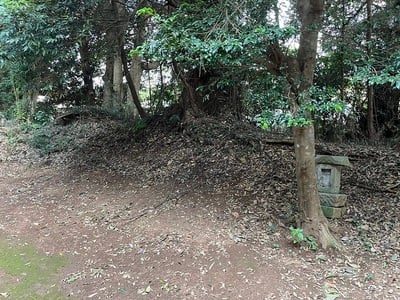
0,160 -> 398,299
0,118 -> 400,299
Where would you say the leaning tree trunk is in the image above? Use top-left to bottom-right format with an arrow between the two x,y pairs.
121,46 -> 147,119
126,12 -> 147,119
294,0 -> 337,249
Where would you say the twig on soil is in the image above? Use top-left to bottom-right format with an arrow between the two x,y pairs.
122,189 -> 192,225
264,139 -> 294,146
353,183 -> 398,194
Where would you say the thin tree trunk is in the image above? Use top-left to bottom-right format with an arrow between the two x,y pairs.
11,75 -> 20,104
126,15 -> 146,118
30,91 -> 38,118
339,0 -> 346,102
367,85 -> 375,139
121,46 -> 147,119
126,53 -> 141,118
366,0 -> 376,140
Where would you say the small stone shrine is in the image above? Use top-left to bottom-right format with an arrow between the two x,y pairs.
315,155 -> 351,218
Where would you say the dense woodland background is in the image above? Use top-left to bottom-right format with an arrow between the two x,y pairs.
0,0 -> 399,248
0,0 -> 399,141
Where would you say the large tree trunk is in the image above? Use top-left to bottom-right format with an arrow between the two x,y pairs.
113,53 -> 124,105
102,54 -> 114,109
294,0 -> 337,249
293,125 -> 337,249
102,0 -> 127,111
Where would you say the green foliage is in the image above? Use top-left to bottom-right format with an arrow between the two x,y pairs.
1,0 -> 34,10
273,243 -> 280,250
33,110 -> 54,126
289,227 -> 318,251
352,53 -> 400,89
289,227 -> 305,244
137,7 -> 156,17
135,2 -> 296,70
287,117 -> 313,127
0,2 -> 71,73
134,119 -> 147,130
254,84 -> 346,129
244,73 -> 291,118
0,0 -> 103,107
6,116 -> 70,156
9,98 -> 30,121
28,126 -> 73,156
317,0 -> 400,129
365,273 -> 374,281
305,235 -> 318,251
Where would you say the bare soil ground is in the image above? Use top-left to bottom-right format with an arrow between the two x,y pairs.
0,116 -> 399,299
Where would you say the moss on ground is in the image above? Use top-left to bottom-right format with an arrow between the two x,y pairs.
0,238 -> 68,299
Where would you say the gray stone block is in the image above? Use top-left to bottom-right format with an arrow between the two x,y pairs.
315,155 -> 351,167
321,205 -> 346,219
316,164 -> 342,193
320,193 -> 347,207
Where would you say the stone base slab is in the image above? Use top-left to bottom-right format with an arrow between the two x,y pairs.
320,193 -> 348,207
321,205 -> 346,219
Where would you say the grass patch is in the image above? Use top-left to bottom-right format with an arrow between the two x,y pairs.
0,238 -> 68,299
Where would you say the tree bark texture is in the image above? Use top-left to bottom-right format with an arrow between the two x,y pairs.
172,62 -> 203,118
367,85 -> 375,140
293,126 -> 336,249
126,15 -> 146,118
78,38 -> 96,105
294,0 -> 337,249
101,0 -> 128,110
121,46 -> 148,119
296,0 -> 324,92
113,53 -> 124,104
366,0 -> 376,140
28,90 -> 39,121
102,54 -> 114,109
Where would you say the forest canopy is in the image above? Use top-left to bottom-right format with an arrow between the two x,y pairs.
0,0 -> 398,139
